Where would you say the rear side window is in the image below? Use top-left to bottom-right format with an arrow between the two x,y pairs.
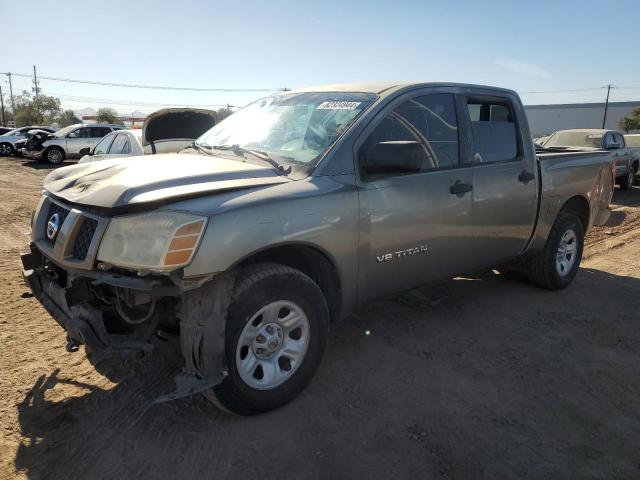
93,134 -> 114,154
91,127 -> 112,138
614,132 -> 625,148
108,134 -> 128,154
467,97 -> 518,163
359,93 -> 460,176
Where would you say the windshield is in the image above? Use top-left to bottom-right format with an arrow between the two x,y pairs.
196,92 -> 376,165
545,131 -> 603,148
54,125 -> 80,137
624,135 -> 640,147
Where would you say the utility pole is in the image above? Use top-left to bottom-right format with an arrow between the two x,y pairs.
0,85 -> 5,126
33,65 -> 40,99
7,73 -> 16,127
602,84 -> 613,129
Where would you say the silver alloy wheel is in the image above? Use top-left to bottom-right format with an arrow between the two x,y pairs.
0,144 -> 12,155
556,228 -> 578,276
236,300 -> 310,390
47,149 -> 62,163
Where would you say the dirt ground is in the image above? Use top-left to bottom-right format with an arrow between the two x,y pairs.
1,157 -> 639,480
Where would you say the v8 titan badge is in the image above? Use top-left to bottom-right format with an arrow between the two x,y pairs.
376,245 -> 428,263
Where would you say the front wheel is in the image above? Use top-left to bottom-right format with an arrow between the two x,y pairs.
526,211 -> 585,290
206,263 -> 329,415
44,147 -> 65,164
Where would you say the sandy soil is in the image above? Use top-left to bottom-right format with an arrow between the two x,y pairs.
1,157 -> 639,479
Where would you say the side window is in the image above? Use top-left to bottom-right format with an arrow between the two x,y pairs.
359,93 -> 460,177
67,128 -> 83,138
93,135 -> 115,154
91,127 -> 112,138
108,134 -> 128,154
604,132 -> 615,148
614,133 -> 625,148
466,97 -> 519,163
122,138 -> 131,154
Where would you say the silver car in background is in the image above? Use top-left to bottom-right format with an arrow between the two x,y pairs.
22,123 -> 125,164
78,108 -> 217,163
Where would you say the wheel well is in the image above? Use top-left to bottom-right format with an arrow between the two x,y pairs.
238,245 -> 342,322
561,195 -> 590,230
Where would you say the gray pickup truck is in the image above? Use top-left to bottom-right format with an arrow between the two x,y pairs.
21,82 -> 614,415
544,128 -> 637,190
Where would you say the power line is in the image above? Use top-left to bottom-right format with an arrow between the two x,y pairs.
5,72 -> 285,93
50,92 -> 239,108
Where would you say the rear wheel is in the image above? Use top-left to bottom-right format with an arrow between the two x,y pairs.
619,170 -> 634,190
0,143 -> 14,156
45,147 -> 65,164
205,263 -> 329,415
526,211 -> 584,290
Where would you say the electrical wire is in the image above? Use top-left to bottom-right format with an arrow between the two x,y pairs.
5,72 -> 285,93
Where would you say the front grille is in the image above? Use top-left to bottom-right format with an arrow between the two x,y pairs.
72,218 -> 98,260
44,202 -> 70,246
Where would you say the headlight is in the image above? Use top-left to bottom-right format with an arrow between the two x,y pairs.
97,211 -> 207,271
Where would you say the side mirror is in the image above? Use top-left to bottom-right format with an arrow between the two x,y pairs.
606,142 -> 620,150
79,147 -> 92,156
363,141 -> 423,175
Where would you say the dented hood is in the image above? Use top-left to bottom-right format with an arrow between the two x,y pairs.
44,153 -> 291,209
142,108 -> 217,146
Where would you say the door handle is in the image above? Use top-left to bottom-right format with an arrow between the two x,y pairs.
518,170 -> 535,184
450,180 -> 473,196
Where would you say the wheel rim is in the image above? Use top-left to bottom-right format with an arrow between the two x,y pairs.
556,228 -> 578,276
48,150 -> 62,163
235,300 -> 310,390
0,144 -> 11,155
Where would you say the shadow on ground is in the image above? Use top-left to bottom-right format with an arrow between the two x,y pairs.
13,267 -> 640,479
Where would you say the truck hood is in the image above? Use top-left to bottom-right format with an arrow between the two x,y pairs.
44,153 -> 291,209
142,108 -> 217,146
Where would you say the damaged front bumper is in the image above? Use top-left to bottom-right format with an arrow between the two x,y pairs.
21,243 -> 180,363
21,243 -> 230,401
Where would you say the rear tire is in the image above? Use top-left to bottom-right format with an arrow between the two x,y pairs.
0,143 -> 14,156
44,147 -> 65,165
619,170 -> 634,190
526,211 -> 584,290
205,263 -> 329,415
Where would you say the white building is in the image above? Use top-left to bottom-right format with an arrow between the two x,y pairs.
525,101 -> 640,137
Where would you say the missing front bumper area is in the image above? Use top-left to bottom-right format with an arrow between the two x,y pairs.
21,243 -> 231,402
20,244 -> 179,365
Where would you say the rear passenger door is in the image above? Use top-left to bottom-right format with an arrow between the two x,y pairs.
462,94 -> 538,265
610,132 -> 629,176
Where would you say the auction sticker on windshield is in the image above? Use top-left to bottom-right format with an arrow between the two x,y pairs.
317,101 -> 362,110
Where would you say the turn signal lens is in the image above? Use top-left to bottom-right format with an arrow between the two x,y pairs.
163,219 -> 205,266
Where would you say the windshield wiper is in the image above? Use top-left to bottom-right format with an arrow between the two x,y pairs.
191,142 -> 214,155
211,144 -> 292,174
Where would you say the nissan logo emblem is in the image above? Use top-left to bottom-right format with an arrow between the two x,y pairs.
46,213 -> 60,240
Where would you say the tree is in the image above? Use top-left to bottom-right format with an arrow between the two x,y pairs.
216,106 -> 234,122
95,107 -> 122,125
618,108 -> 640,133
13,91 -> 62,126
56,110 -> 81,127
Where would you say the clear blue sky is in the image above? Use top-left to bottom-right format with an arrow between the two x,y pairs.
1,0 -> 639,113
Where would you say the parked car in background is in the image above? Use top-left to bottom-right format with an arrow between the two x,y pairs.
0,126 -> 56,156
21,123 -> 125,164
544,129 -> 636,189
0,127 -> 14,135
78,108 -> 217,163
21,82 -> 614,415
624,134 -> 640,179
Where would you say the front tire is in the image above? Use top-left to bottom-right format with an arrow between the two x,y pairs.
526,211 -> 585,290
206,263 -> 329,415
44,147 -> 65,164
